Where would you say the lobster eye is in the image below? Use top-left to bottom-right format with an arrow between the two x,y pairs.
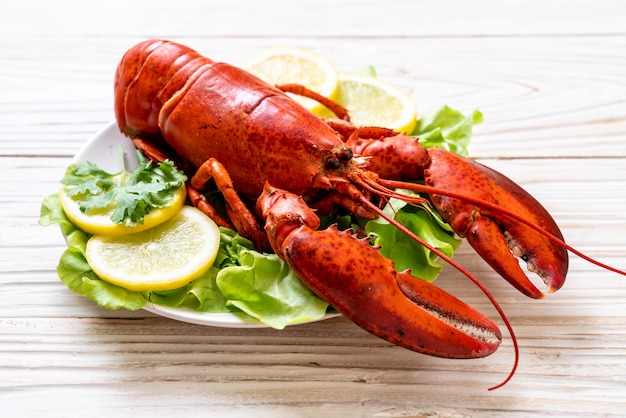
324,155 -> 341,170
338,147 -> 353,162
323,146 -> 353,170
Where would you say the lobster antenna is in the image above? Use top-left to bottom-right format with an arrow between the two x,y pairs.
358,195 -> 519,391
379,180 -> 626,277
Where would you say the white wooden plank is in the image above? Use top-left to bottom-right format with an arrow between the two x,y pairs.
0,318 -> 624,417
3,0 -> 626,37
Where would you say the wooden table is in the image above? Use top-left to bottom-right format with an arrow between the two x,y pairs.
2,1 -> 625,416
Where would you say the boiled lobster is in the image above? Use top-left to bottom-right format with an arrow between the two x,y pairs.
113,39 -> 623,388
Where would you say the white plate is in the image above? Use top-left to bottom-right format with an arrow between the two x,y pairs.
72,122 -> 339,328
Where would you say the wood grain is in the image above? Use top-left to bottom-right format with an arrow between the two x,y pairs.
1,0 -> 625,416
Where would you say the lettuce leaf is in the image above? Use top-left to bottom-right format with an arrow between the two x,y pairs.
215,231 -> 329,329
412,104 -> 483,157
147,227 -> 330,329
365,193 -> 461,282
40,194 -> 148,310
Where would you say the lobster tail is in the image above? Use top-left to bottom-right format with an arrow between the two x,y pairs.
114,39 -> 213,136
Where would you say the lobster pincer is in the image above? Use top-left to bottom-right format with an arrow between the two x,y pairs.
423,149 -> 569,299
349,133 -> 569,299
257,183 -> 502,358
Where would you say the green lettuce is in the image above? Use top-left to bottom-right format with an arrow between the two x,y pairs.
413,104 -> 483,157
146,227 -> 330,329
365,192 -> 461,282
39,194 -> 147,310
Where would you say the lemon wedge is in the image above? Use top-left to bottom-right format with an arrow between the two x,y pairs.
328,73 -> 418,133
85,206 -> 220,291
58,184 -> 187,237
244,47 -> 339,113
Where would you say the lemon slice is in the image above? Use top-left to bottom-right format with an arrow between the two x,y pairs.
85,206 -> 220,291
330,73 -> 418,133
58,184 -> 187,237
244,47 -> 339,113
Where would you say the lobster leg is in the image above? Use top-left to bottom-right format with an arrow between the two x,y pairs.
191,158 -> 271,252
133,137 -> 233,229
257,183 -> 502,359
133,136 -> 269,250
277,83 -> 350,121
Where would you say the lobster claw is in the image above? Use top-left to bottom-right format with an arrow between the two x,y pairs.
257,183 -> 502,359
425,148 -> 569,299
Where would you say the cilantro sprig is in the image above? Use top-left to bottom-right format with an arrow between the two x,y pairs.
61,151 -> 187,227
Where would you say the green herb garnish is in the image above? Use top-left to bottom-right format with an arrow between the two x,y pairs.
60,151 -> 187,227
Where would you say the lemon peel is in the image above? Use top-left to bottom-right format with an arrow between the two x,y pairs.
329,73 -> 418,133
244,46 -> 339,113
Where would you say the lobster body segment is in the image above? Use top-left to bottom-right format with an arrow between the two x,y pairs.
114,39 -> 579,366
